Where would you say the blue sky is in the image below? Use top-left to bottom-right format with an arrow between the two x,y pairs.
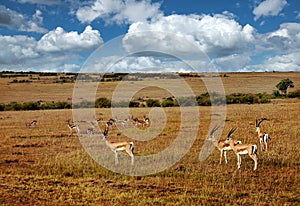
0,0 -> 299,72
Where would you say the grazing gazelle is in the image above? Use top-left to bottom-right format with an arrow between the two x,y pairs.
26,120 -> 37,127
102,125 -> 134,165
131,115 -> 149,127
225,128 -> 258,171
66,119 -> 79,136
255,118 -> 270,151
209,126 -> 242,164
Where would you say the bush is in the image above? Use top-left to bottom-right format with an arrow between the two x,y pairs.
146,99 -> 161,107
197,93 -> 211,106
0,104 -> 4,111
4,102 -> 22,111
287,90 -> 300,98
73,100 -> 94,109
95,97 -> 111,108
129,101 -> 140,107
22,101 -> 40,110
161,97 -> 178,107
177,96 -> 198,107
226,93 -> 271,104
272,90 -> 282,98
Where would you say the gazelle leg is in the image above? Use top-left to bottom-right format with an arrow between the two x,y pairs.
224,150 -> 228,164
125,149 -> 134,165
237,154 -> 241,169
114,151 -> 119,165
260,138 -> 263,151
130,153 -> 134,165
264,135 -> 268,151
250,154 -> 258,171
219,150 -> 223,164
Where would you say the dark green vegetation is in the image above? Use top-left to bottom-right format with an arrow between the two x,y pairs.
1,90 -> 300,111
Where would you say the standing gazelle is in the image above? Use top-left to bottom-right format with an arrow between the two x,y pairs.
225,128 -> 258,171
102,125 -> 134,165
209,126 -> 242,164
255,118 -> 270,151
26,120 -> 37,127
66,119 -> 79,136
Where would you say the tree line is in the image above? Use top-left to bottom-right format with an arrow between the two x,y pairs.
1,90 -> 299,111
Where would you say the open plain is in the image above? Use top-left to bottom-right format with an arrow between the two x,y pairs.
0,72 -> 299,205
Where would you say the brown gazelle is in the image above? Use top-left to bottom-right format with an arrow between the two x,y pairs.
26,120 -> 37,127
209,126 -> 242,164
66,119 -> 79,136
225,128 -> 258,171
102,125 -> 134,165
131,115 -> 150,127
255,118 -> 270,151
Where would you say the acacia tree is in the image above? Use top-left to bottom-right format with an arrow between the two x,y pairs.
276,78 -> 294,95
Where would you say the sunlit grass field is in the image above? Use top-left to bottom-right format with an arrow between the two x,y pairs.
0,72 -> 299,205
1,72 -> 300,103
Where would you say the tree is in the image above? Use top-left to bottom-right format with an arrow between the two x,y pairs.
276,78 -> 294,95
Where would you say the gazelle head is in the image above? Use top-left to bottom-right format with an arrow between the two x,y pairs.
209,125 -> 219,139
102,126 -> 109,140
255,118 -> 268,131
226,127 -> 237,141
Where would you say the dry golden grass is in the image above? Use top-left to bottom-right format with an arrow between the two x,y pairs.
0,101 -> 299,205
1,72 -> 300,103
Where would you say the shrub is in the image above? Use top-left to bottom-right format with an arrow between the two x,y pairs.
177,96 -> 197,107
161,97 -> 178,107
129,101 -> 140,107
95,97 -> 111,108
272,90 -> 282,98
4,102 -> 22,111
287,90 -> 300,98
0,104 -> 4,111
197,93 -> 211,106
146,99 -> 161,107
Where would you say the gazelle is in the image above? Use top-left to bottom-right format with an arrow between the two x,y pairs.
116,116 -> 131,127
255,118 -> 270,151
105,117 -> 117,128
131,115 -> 149,127
66,119 -> 79,136
225,128 -> 258,171
209,126 -> 242,164
26,120 -> 37,127
143,115 -> 150,126
102,125 -> 134,165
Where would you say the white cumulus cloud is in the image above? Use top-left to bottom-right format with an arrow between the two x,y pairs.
0,5 -> 48,33
123,14 -> 255,58
257,23 -> 300,53
244,52 -> 300,72
253,0 -> 287,21
37,25 -> 103,52
76,0 -> 162,24
0,26 -> 103,72
0,35 -> 38,64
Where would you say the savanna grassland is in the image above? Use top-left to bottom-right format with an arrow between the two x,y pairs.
0,72 -> 300,205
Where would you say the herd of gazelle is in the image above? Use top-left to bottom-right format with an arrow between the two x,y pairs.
64,115 -> 149,165
210,118 -> 270,170
28,116 -> 269,170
